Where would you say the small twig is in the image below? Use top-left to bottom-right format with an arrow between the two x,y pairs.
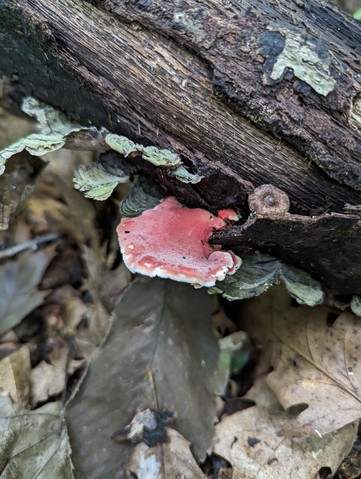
0,233 -> 60,260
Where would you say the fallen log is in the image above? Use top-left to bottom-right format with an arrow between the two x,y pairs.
1,0 -> 361,293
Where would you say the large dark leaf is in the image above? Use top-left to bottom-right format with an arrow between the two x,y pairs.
67,277 -> 218,478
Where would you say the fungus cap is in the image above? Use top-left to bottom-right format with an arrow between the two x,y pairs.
117,196 -> 241,287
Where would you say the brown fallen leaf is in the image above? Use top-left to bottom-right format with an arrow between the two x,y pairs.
0,109 -> 40,230
0,396 -> 74,479
126,428 -> 206,479
24,170 -> 97,246
40,241 -> 83,289
0,110 -> 35,149
0,346 -> 31,407
0,153 -> 45,231
239,287 -> 361,437
30,342 -> 69,407
29,292 -> 91,406
45,285 -> 89,334
0,340 -> 21,361
0,245 -> 56,336
42,283 -> 110,359
212,305 -> 238,336
214,375 -> 358,479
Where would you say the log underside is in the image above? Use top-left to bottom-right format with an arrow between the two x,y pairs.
0,0 -> 361,294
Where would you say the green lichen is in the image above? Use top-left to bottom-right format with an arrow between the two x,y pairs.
210,254 -> 325,306
73,162 -> 130,201
280,264 -> 325,306
105,134 -> 138,157
141,146 -> 182,167
22,96 -> 82,135
0,134 -> 66,175
351,295 -> 361,317
1,98 -> 201,203
105,133 -> 203,183
209,255 -> 282,301
168,165 -> 203,184
213,332 -> 249,395
173,10 -> 205,42
0,97 -> 100,176
105,134 -> 182,167
268,26 -> 336,96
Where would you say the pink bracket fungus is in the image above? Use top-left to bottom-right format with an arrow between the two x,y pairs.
117,196 -> 242,287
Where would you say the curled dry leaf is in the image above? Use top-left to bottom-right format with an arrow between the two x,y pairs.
214,376 -> 358,479
239,287 -> 361,437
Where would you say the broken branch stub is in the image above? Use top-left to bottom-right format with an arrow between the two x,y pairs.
248,184 -> 290,216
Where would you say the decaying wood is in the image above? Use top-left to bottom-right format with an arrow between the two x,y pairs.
213,213 -> 361,295
0,0 -> 361,294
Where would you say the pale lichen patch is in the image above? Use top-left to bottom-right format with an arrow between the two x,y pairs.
173,10 -> 205,42
267,26 -> 336,96
349,94 -> 361,129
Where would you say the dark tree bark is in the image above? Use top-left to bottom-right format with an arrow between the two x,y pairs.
1,0 -> 361,294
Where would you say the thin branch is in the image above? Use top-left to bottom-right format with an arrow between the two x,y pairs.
0,233 -> 59,260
